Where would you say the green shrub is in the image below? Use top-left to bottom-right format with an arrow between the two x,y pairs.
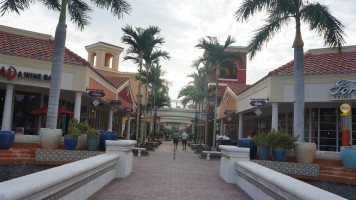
254,132 -> 268,146
67,118 -> 82,137
87,128 -> 100,138
266,129 -> 298,150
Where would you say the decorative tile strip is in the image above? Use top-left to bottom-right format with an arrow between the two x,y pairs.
252,160 -> 320,177
237,171 -> 286,200
35,149 -> 104,162
43,164 -> 115,200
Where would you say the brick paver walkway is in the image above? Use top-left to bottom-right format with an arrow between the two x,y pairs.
89,142 -> 251,200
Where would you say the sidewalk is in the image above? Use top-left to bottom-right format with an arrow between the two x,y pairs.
89,142 -> 251,200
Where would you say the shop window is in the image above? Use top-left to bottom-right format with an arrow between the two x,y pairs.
318,108 -> 338,151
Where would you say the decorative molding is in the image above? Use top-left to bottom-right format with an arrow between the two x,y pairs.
252,160 -> 320,177
36,149 -> 103,162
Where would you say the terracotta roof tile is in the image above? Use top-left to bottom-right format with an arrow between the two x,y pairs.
227,83 -> 250,95
0,31 -> 90,66
104,76 -> 129,88
268,50 -> 356,76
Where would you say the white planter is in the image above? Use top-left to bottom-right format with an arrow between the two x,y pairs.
39,128 -> 62,149
294,142 -> 316,164
75,134 -> 87,150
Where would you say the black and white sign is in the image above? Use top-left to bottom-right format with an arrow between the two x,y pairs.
255,108 -> 262,116
89,91 -> 105,97
91,99 -> 100,107
250,100 -> 266,107
123,108 -> 133,113
330,79 -> 356,100
109,100 -> 122,106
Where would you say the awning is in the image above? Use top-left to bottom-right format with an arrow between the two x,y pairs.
28,106 -> 74,115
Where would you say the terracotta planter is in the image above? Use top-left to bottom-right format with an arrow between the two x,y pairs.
75,134 -> 87,150
39,128 -> 62,149
294,142 -> 316,164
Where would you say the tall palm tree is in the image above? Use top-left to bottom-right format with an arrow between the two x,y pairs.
121,25 -> 165,143
235,0 -> 345,141
1,0 -> 131,129
195,36 -> 243,150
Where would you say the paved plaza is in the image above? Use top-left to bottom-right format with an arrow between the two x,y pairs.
89,142 -> 251,200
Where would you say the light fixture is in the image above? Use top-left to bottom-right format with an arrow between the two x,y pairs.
209,97 -> 215,108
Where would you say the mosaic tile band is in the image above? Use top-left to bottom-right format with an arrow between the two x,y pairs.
35,149 -> 104,162
252,160 -> 320,177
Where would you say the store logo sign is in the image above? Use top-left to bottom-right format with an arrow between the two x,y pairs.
0,66 -> 17,80
330,79 -> 356,100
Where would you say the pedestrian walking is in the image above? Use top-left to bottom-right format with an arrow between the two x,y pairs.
181,130 -> 188,150
173,131 -> 179,149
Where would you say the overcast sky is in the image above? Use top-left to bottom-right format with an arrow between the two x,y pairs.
1,0 -> 356,100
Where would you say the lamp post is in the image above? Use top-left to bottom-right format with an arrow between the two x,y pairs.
136,94 -> 143,145
208,97 -> 216,150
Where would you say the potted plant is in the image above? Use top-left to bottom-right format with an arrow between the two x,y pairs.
64,119 -> 82,150
254,132 -> 270,160
237,138 -> 257,159
75,121 -> 89,150
86,128 -> 100,151
0,130 -> 15,150
267,129 -> 298,162
340,145 -> 356,170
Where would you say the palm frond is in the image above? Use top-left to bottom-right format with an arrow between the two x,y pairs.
90,0 -> 131,19
235,0 -> 279,22
67,0 -> 92,30
0,0 -> 32,16
301,2 -> 346,50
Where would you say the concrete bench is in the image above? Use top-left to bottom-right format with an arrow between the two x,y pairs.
133,148 -> 146,157
190,144 -> 206,148
202,151 -> 222,160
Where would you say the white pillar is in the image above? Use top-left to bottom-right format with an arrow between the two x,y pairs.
2,84 -> 14,130
220,120 -> 224,136
73,92 -> 82,120
238,113 -> 243,139
108,107 -> 113,131
271,103 -> 279,131
126,115 -> 131,140
105,140 -> 137,178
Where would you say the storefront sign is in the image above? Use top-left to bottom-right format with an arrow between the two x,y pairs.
330,79 -> 356,100
88,91 -> 105,97
250,100 -> 266,107
123,108 -> 133,113
340,103 -> 351,114
224,110 -> 235,115
0,65 -> 51,80
255,108 -> 262,116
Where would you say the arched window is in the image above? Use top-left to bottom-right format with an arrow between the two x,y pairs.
90,52 -> 97,67
104,53 -> 114,68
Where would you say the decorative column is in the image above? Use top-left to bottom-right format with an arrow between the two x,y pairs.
271,103 -> 279,131
108,107 -> 113,131
238,113 -> 243,139
1,84 -> 14,130
126,115 -> 131,140
219,145 -> 250,183
105,140 -> 137,178
73,92 -> 82,120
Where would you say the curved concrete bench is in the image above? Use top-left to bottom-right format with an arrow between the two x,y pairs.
133,147 -> 146,157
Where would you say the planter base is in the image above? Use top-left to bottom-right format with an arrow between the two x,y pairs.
39,128 -> 62,149
340,146 -> 356,170
295,142 -> 316,164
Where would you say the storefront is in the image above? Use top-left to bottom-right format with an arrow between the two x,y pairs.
0,25 -> 135,136
217,45 -> 356,152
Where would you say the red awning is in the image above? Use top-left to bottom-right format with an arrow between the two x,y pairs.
28,106 -> 74,115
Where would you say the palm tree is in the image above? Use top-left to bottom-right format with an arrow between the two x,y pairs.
235,0 -> 345,141
121,25 -> 165,143
1,0 -> 131,129
195,36 -> 243,150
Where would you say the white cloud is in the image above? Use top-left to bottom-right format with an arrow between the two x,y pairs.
1,0 -> 355,100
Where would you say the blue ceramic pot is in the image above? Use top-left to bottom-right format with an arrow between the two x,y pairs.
0,131 -> 15,150
87,136 -> 100,151
257,146 -> 270,160
99,131 -> 118,151
64,136 -> 78,150
237,138 -> 257,159
340,146 -> 356,170
272,148 -> 286,162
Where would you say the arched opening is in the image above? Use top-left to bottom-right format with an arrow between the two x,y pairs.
90,52 -> 97,67
104,53 -> 114,68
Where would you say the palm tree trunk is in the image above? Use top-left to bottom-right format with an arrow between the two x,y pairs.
294,46 -> 305,142
135,53 -> 143,144
143,65 -> 150,144
212,65 -> 220,150
148,87 -> 154,142
293,17 -> 305,142
46,0 -> 67,129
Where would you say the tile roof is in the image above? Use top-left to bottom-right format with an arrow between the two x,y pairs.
104,76 -> 129,88
0,31 -> 90,66
227,83 -> 251,95
268,48 -> 356,76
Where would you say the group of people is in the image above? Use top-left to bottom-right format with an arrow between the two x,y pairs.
172,130 -> 188,150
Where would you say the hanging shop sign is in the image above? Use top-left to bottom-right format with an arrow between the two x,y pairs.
250,100 -> 266,107
123,108 -> 133,113
88,91 -> 105,97
255,108 -> 262,116
224,110 -> 235,115
109,100 -> 122,106
330,79 -> 356,100
0,65 -> 51,80
91,99 -> 103,107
